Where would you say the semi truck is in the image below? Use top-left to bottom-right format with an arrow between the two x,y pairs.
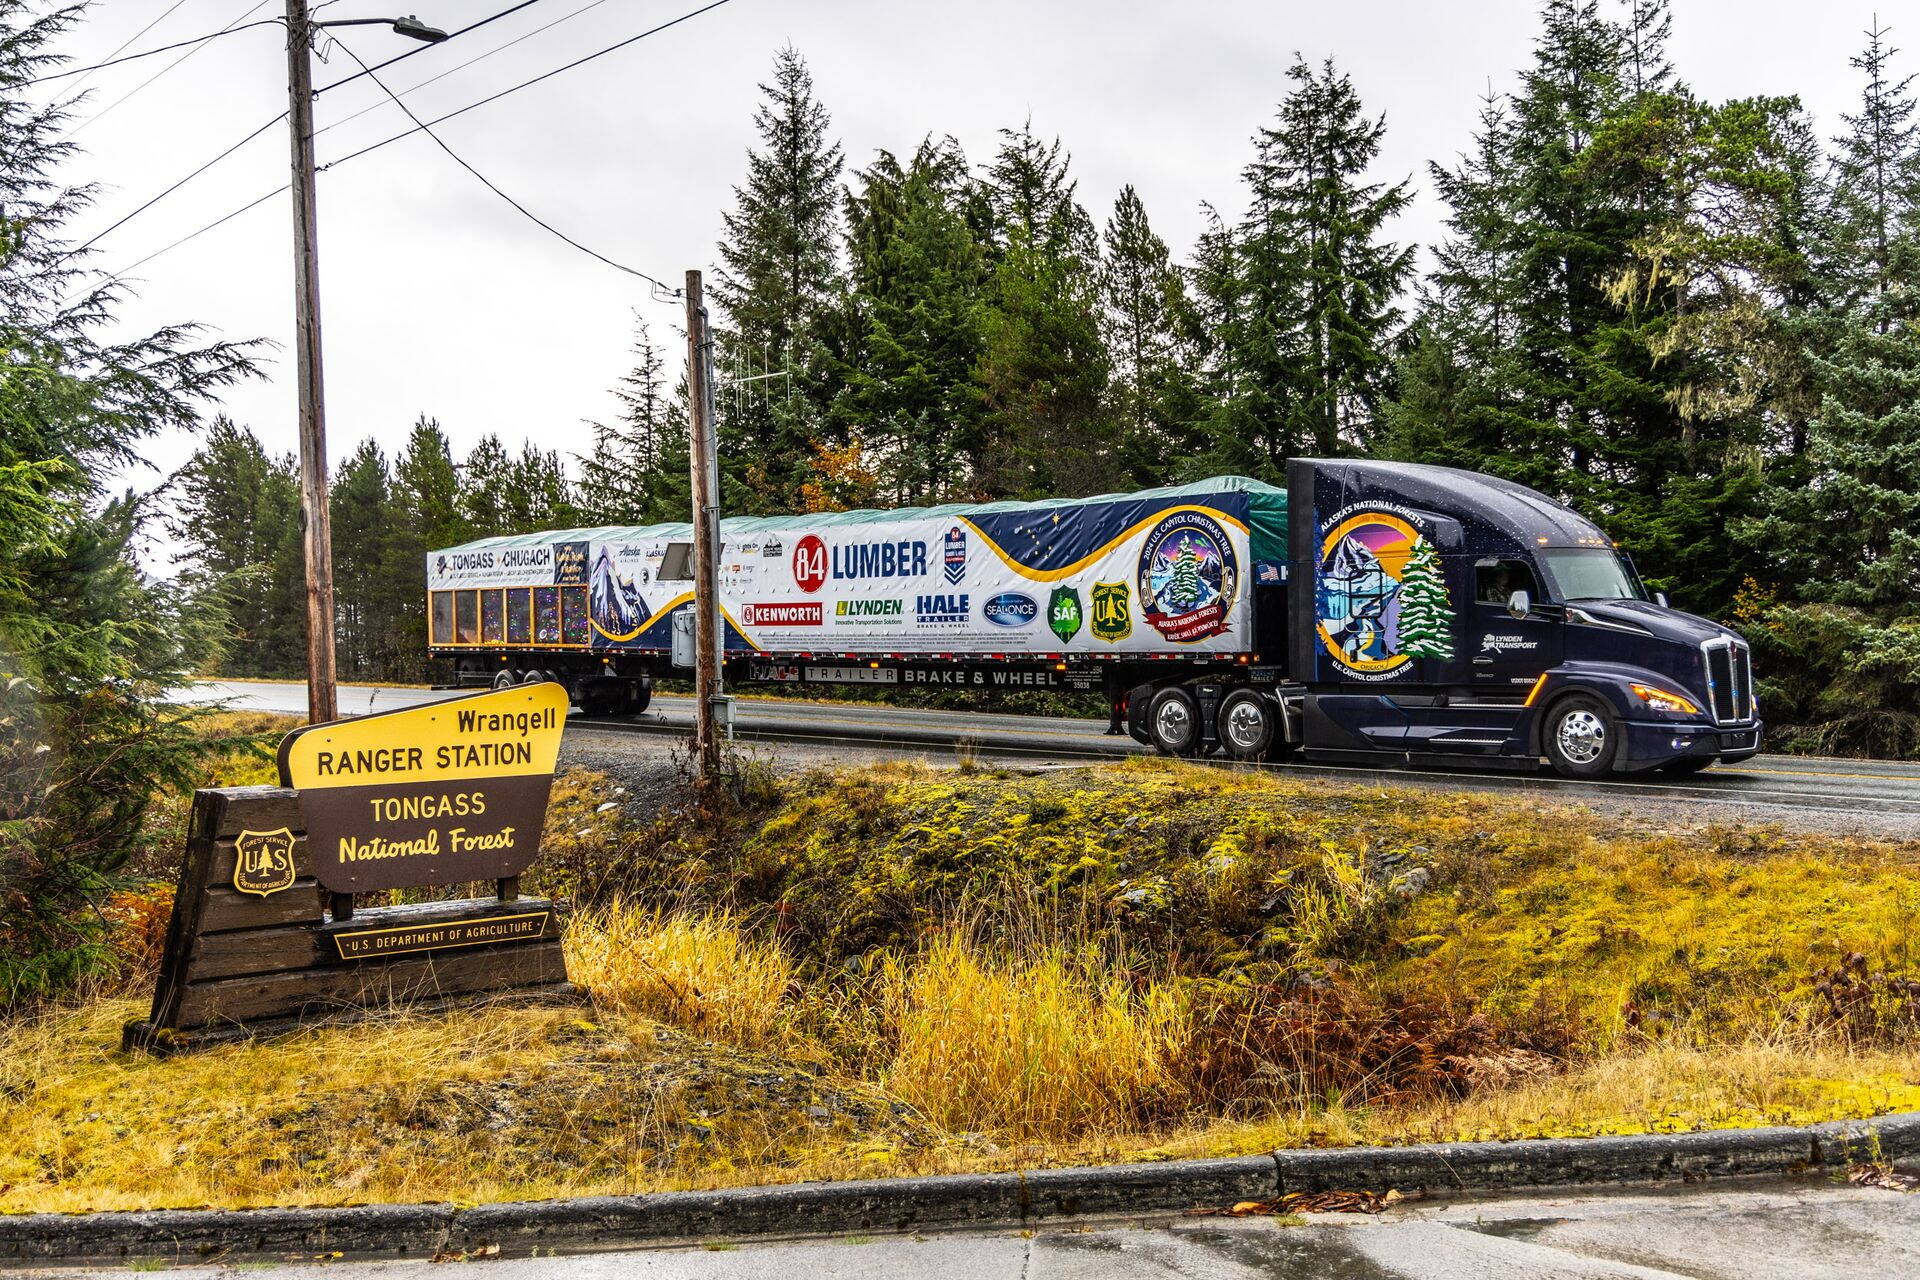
425,458 -> 1762,778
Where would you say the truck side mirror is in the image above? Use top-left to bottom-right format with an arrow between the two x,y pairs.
1507,589 -> 1530,620
1654,591 -> 1670,608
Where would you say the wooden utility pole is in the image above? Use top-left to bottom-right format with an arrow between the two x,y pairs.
285,0 -> 338,726
685,270 -> 722,783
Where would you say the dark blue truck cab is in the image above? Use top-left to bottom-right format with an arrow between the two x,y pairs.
1280,458 -> 1761,777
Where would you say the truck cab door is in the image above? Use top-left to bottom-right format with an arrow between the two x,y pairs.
1468,558 -> 1561,690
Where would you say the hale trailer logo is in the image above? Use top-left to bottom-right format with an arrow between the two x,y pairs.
1091,582 -> 1132,643
1049,586 -> 1083,642
916,593 -> 969,625
943,526 -> 967,584
793,535 -> 828,593
983,592 -> 1038,628
1138,510 -> 1238,643
743,602 -> 824,627
1313,508 -> 1456,681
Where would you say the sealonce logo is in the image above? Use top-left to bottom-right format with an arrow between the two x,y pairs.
983,592 -> 1038,627
792,535 -> 827,593
742,602 -> 823,627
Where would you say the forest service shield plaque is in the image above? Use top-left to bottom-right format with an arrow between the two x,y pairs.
232,827 -> 296,896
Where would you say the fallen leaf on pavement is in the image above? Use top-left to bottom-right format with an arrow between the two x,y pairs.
1847,1163 -> 1920,1192
1194,1188 -> 1412,1217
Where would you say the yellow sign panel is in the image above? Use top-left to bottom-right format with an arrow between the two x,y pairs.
280,682 -> 568,789
277,683 -> 569,894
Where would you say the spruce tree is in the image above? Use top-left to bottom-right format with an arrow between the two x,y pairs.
976,121 -> 1114,497
829,138 -> 989,502
1206,57 -> 1413,475
713,47 -> 845,512
329,440 -> 394,679
460,434 -> 514,537
0,1 -> 258,1001
578,316 -> 689,524
385,418 -> 467,674
1100,185 -> 1201,481
1825,21 -> 1920,317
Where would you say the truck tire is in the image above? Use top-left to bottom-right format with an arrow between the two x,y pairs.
1146,686 -> 1201,757
491,669 -> 517,691
522,669 -> 547,685
628,682 -> 653,715
1218,688 -> 1277,761
1544,694 -> 1618,779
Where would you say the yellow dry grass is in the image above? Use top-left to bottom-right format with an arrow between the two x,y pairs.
881,933 -> 1189,1139
566,901 -> 793,1047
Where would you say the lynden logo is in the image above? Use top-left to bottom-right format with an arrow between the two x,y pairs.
944,526 -> 967,585
793,535 -> 828,593
916,593 -> 969,624
837,599 -> 904,619
1478,633 -> 1539,654
983,592 -> 1038,627
742,602 -> 823,627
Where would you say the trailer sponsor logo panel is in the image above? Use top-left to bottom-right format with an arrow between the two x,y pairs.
1091,582 -> 1132,643
1313,507 -> 1456,680
793,535 -> 828,593
742,602 -> 823,627
944,526 -> 967,584
1138,511 -> 1238,643
983,592 -> 1038,627
1049,587 -> 1083,642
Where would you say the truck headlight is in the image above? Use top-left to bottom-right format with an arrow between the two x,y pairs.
1631,683 -> 1701,715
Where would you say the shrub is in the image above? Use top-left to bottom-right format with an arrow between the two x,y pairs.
568,902 -> 794,1047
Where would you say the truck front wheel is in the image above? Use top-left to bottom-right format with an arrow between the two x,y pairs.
1544,694 -> 1618,779
1146,686 -> 1201,757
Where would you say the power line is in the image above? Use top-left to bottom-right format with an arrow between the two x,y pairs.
27,18 -> 281,85
314,0 -> 550,95
95,0 -> 730,290
319,0 -> 732,172
72,113 -> 288,257
55,0 -> 194,97
329,36 -> 677,294
314,0 -> 614,142
68,0 -> 276,138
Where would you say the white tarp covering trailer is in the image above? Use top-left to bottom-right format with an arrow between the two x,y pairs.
425,462 -> 1763,775
426,477 -> 1290,726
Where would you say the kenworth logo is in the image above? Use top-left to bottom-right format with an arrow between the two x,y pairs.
916,593 -> 969,624
983,592 -> 1038,627
742,602 -> 822,627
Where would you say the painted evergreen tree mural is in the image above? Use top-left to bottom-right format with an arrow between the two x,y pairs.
1395,537 -> 1455,660
1168,538 -> 1203,607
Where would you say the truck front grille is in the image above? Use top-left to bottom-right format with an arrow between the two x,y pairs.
1703,638 -> 1753,724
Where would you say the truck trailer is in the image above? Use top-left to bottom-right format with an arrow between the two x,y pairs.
425,458 -> 1762,777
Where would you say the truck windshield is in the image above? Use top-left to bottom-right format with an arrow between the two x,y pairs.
1540,549 -> 1645,602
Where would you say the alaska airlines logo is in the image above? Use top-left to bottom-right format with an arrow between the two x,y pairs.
983,593 -> 1037,627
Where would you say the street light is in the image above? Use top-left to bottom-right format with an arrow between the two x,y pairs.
283,3 -> 444,727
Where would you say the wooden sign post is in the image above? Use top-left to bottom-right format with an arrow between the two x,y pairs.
125,686 -> 576,1054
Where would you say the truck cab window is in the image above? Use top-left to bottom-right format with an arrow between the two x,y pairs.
1540,549 -> 1645,601
1475,559 -> 1537,605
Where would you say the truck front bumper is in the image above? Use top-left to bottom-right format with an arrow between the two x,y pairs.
1619,718 -> 1764,771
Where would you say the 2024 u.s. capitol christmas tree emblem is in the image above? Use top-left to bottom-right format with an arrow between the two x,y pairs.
1137,510 -> 1239,642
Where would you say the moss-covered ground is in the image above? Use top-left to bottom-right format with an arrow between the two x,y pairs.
6,754 -> 1920,1213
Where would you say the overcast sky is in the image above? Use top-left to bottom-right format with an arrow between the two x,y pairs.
40,0 -> 1892,556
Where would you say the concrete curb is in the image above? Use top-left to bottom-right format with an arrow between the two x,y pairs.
5,1113 -> 1916,1264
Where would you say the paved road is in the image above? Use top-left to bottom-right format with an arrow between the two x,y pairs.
25,1180 -> 1917,1278
197,680 -> 1920,835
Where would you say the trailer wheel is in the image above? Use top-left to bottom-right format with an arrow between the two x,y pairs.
491,669 -> 517,691
1218,689 -> 1277,761
1146,686 -> 1201,757
628,682 -> 653,715
521,669 -> 548,685
1544,694 -> 1618,778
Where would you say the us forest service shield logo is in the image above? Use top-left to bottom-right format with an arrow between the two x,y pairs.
1049,586 -> 1083,642
233,827 -> 296,897
1091,582 -> 1132,643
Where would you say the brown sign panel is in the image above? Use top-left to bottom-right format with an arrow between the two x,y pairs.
278,684 -> 569,893
331,908 -> 553,961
